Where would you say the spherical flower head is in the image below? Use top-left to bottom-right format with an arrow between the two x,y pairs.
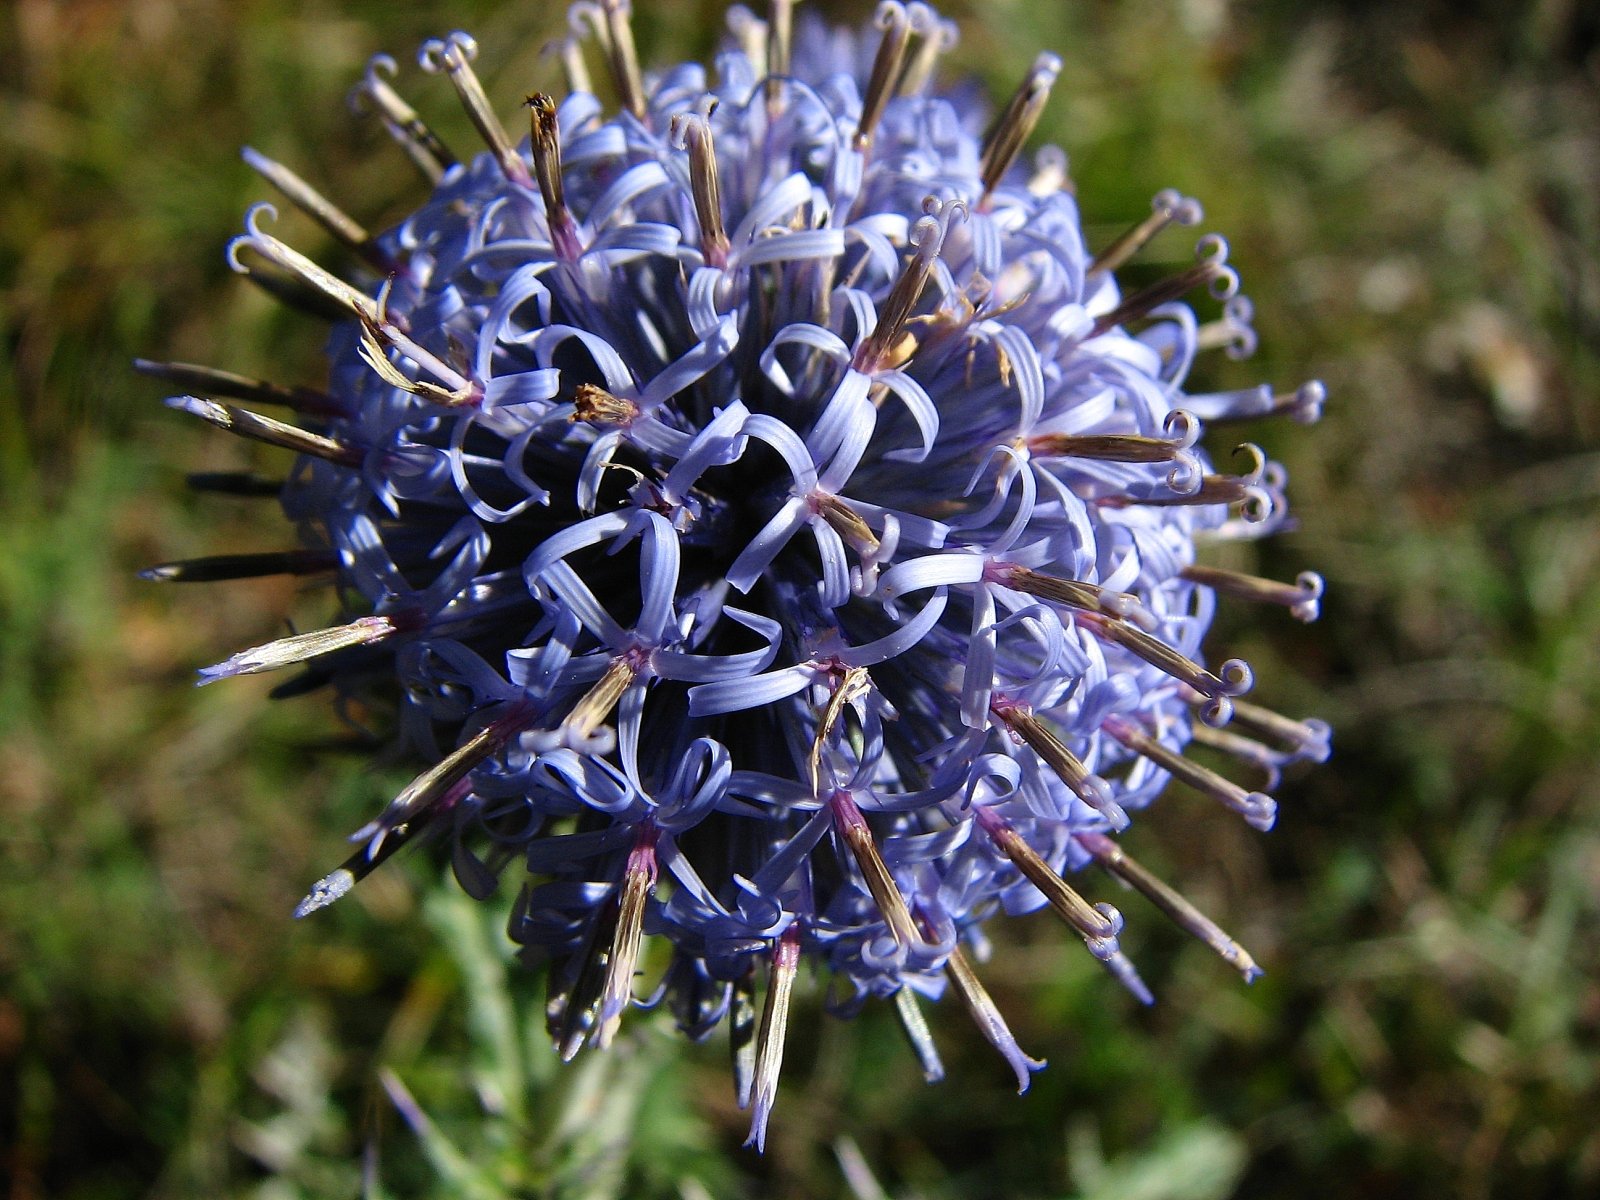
146,1 -> 1331,1148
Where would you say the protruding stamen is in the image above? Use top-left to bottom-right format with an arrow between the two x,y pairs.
1076,831 -> 1263,982
1188,723 -> 1284,787
670,111 -> 731,268
199,614 -> 398,684
1208,379 -> 1326,424
893,986 -> 945,1082
595,0 -> 648,120
236,264 -> 349,323
358,708 -> 531,852
990,700 -> 1130,832
973,806 -> 1120,946
854,3 -> 913,151
564,654 -> 641,743
1181,564 -> 1324,623
354,283 -> 480,407
731,965 -> 758,1109
418,33 -> 528,183
832,790 -> 920,949
1277,380 -> 1327,423
1100,443 -> 1272,522
808,665 -> 871,796
229,206 -> 378,320
943,946 -> 1045,1093
1030,409 -> 1203,494
240,147 -> 389,270
293,789 -> 446,917
1029,407 -> 1200,464
1026,145 -> 1069,197
166,396 -> 362,467
525,94 -> 583,261
854,197 -> 965,373
571,383 -> 640,425
1088,188 -> 1204,278
348,55 -> 456,184
185,471 -> 283,497
233,211 -> 475,407
1220,699 -> 1332,762
727,6 -> 768,72
545,35 -> 593,96
1101,714 -> 1277,830
1089,234 -> 1239,338
979,53 -> 1061,204
1195,295 -> 1259,361
899,4 -> 957,96
140,550 -> 334,583
766,0 -> 800,113
814,493 -> 881,557
989,563 -> 1155,631
136,359 -> 340,417
1079,613 -> 1252,726
594,823 -> 660,1048
745,925 -> 801,1152
551,925 -> 611,1062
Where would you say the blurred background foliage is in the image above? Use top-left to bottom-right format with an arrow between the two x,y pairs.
2,0 -> 1598,1196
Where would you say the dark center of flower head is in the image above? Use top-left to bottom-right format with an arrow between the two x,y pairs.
145,0 -> 1331,1149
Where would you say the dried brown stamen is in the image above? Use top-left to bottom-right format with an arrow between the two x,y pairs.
854,197 -> 963,373
671,109 -> 731,267
135,359 -> 339,416
593,823 -> 660,1048
525,94 -> 583,260
854,3 -> 913,151
943,945 -> 1044,1092
899,4 -> 957,96
360,706 -> 533,848
1221,699 -> 1331,760
979,52 -> 1060,204
571,383 -> 641,425
166,396 -> 362,467
833,790 -> 921,948
1101,714 -> 1277,830
814,493 -> 881,557
973,806 -> 1120,944
241,147 -> 391,271
579,0 -> 648,120
1079,612 -> 1252,726
1075,831 -> 1261,981
139,550 -> 334,583
990,700 -> 1130,831
1087,188 -> 1203,278
1181,564 -> 1324,623
348,54 -> 456,184
1088,234 -> 1238,338
419,33 -> 528,183
766,0 -> 800,114
746,926 -> 801,1150
199,614 -> 399,684
564,655 -> 641,742
990,563 -> 1152,631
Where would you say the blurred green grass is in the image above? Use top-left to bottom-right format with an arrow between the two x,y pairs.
2,0 -> 1598,1196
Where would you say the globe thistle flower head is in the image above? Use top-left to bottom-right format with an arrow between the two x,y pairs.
144,0 -> 1331,1149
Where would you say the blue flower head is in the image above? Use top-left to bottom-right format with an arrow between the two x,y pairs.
145,0 -> 1330,1149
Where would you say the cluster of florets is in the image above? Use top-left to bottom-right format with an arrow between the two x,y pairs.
146,0 -> 1329,1148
